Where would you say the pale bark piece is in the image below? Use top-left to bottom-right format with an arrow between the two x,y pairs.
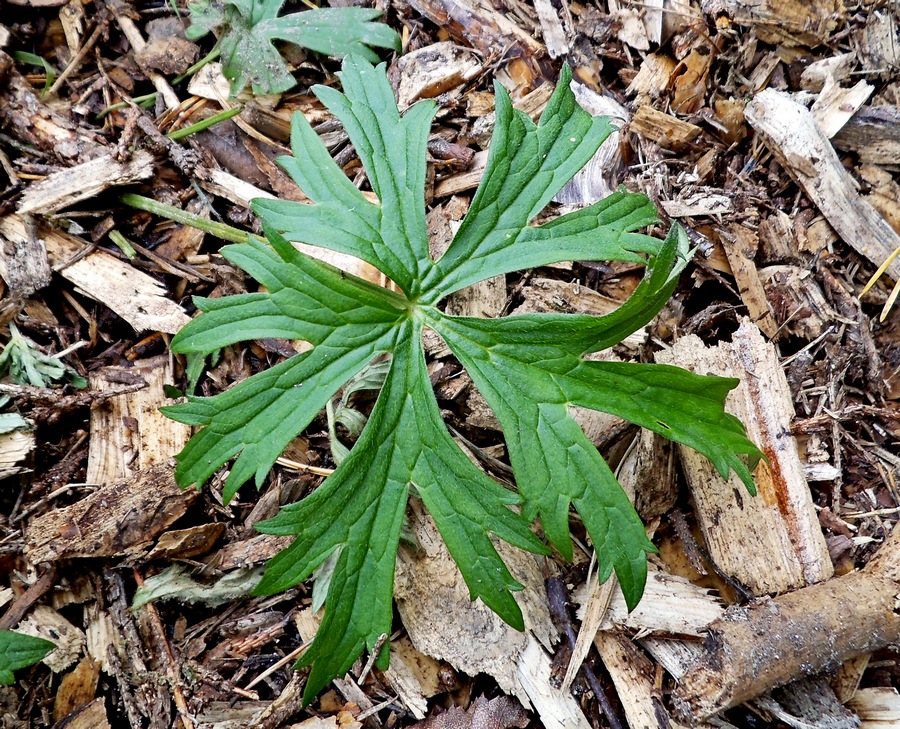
833,106 -> 900,167
660,192 -> 732,218
744,89 -> 900,282
412,695 -> 529,729
629,105 -> 702,150
0,422 -> 34,479
720,225 -> 778,338
0,215 -> 190,334
396,42 -> 482,109
217,534 -> 292,570
628,429 -> 678,521
810,78 -> 874,139
146,523 -> 225,561
656,319 -> 833,593
533,0 -> 569,58
401,0 -> 549,92
800,53 -> 855,92
25,462 -> 199,562
627,54 -> 678,105
0,217 -> 51,295
0,51 -> 105,164
596,567 -> 725,637
382,636 -> 443,720
758,264 -> 839,341
16,605 -> 85,672
706,0 -> 842,46
18,151 -> 155,215
848,687 -> 900,728
672,526 -> 900,721
85,356 -> 190,484
555,84 -> 628,204
861,9 -> 900,74
594,632 -> 688,729
395,503 -> 589,729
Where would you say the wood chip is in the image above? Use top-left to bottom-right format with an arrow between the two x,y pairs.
0,215 -> 190,334
395,502 -> 589,729
16,604 -> 85,672
715,0 -> 842,47
810,77 -> 874,139
800,53 -> 855,92
629,105 -> 702,150
396,42 -> 481,109
720,225 -> 778,338
0,216 -> 51,296
24,462 -> 199,562
832,105 -> 900,167
86,356 -> 190,484
533,0 -> 570,58
656,319 -> 833,594
745,89 -> 900,282
0,420 -> 34,479
848,687 -> 900,727
18,151 -> 155,215
672,526 -> 900,721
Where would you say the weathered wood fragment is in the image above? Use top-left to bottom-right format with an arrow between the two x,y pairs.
0,217 -> 51,296
24,462 -> 198,562
711,0 -> 842,46
629,105 -> 702,150
400,0 -> 549,92
848,687 -> 900,728
810,78 -> 874,139
395,502 -> 590,729
800,53 -> 855,91
0,215 -> 190,334
0,51 -> 105,164
656,319 -> 833,592
395,42 -> 481,109
0,418 -> 34,479
720,225 -> 778,338
745,89 -> 900,282
832,105 -> 900,167
18,151 -> 155,215
672,526 -> 900,720
85,356 -> 189,483
533,0 -> 570,58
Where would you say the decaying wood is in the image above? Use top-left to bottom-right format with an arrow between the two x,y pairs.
656,319 -> 833,593
18,150 -> 155,215
16,604 -> 85,672
711,0 -> 842,46
672,526 -> 900,721
395,42 -> 482,110
719,225 -> 778,338
594,632 -> 687,729
532,0 -> 569,59
629,105 -> 702,151
25,462 -> 197,562
400,0 -> 549,93
758,264 -> 839,341
848,687 -> 900,728
85,356 -> 190,484
0,51 -> 105,164
555,84 -> 628,205
832,105 -> 900,168
744,89 -> 900,282
809,78 -> 874,140
395,502 -> 590,729
0,215 -> 190,333
383,636 -> 444,720
0,215 -> 51,296
0,419 -> 34,479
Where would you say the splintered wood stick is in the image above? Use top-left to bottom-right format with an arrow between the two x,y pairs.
672,526 -> 900,721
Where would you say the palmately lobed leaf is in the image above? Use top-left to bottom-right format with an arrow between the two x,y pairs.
186,0 -> 400,96
166,56 -> 764,702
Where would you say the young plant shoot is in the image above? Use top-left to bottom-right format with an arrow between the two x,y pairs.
165,57 -> 762,702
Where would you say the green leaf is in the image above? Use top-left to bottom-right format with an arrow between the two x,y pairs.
186,0 -> 400,96
0,324 -> 87,389
166,56 -> 763,701
0,630 -> 54,685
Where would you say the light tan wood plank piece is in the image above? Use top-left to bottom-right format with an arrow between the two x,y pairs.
744,89 -> 900,282
656,319 -> 832,592
720,225 -> 778,338
0,215 -> 190,334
